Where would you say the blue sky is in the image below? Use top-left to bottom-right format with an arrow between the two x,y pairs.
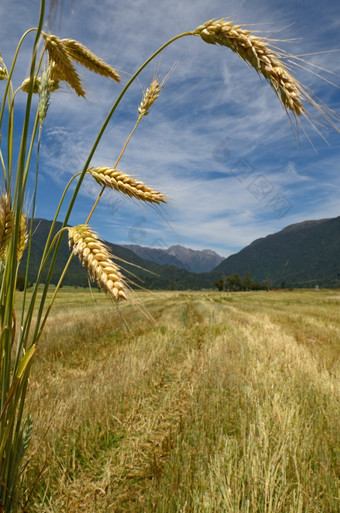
1,0 -> 340,257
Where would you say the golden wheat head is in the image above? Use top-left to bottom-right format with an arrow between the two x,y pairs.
138,79 -> 162,117
61,39 -> 120,82
194,19 -> 305,115
88,167 -> 166,205
0,194 -> 14,260
43,33 -> 120,97
21,74 -> 59,95
43,33 -> 85,96
68,225 -> 127,300
0,53 -> 6,80
0,67 -> 7,80
17,214 -> 28,264
21,77 -> 42,94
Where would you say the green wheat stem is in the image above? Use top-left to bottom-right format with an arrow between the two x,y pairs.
20,172 -> 81,348
35,251 -> 74,346
20,124 -> 43,326
0,1 -> 45,509
0,28 -> 38,136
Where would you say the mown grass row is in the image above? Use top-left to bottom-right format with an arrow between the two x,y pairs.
21,290 -> 340,512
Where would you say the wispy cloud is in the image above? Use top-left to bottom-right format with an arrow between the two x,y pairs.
1,0 -> 339,258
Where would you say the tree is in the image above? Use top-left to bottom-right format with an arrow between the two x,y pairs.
213,279 -> 224,291
225,273 -> 242,291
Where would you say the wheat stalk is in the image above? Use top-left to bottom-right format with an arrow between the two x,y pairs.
194,19 -> 305,115
88,167 -> 166,204
68,225 -> 127,300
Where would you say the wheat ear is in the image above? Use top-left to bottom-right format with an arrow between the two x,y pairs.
21,74 -> 59,95
194,19 -> 305,115
17,214 -> 28,264
0,194 -> 14,260
0,67 -> 7,80
0,52 -> 7,80
61,39 -> 120,82
68,225 -> 127,300
87,167 -> 166,204
43,34 -> 85,96
21,77 -> 42,94
43,33 -> 120,96
138,79 -> 162,117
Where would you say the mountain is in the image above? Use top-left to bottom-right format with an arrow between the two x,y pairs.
210,216 -> 340,288
19,216 -> 340,291
122,245 -> 185,270
123,244 -> 224,273
19,219 -> 206,290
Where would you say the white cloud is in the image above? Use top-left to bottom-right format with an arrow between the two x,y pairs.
1,0 -> 339,256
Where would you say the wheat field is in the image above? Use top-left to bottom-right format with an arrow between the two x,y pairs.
20,288 -> 340,512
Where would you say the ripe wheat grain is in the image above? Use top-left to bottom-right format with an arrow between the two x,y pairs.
138,79 -> 162,117
0,194 -> 13,260
194,19 -> 305,115
68,225 -> 127,300
61,39 -> 120,82
17,214 -> 28,264
88,167 -> 166,204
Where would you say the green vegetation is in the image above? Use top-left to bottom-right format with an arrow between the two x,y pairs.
213,271 -> 262,291
19,288 -> 340,512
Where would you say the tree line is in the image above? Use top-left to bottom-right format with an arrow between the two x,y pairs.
212,272 -> 274,291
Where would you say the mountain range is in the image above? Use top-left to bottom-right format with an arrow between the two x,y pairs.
123,244 -> 224,273
19,216 -> 340,290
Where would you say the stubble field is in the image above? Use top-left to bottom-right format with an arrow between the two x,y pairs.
20,288 -> 340,512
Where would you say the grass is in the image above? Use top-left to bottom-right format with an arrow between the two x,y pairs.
20,288 -> 340,512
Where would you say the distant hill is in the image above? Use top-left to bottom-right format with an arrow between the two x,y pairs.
19,216 -> 340,290
123,244 -> 224,273
19,219 -> 205,290
210,216 -> 340,288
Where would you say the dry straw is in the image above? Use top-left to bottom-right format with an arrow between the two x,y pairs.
194,19 -> 305,115
68,225 -> 127,300
88,167 -> 166,204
